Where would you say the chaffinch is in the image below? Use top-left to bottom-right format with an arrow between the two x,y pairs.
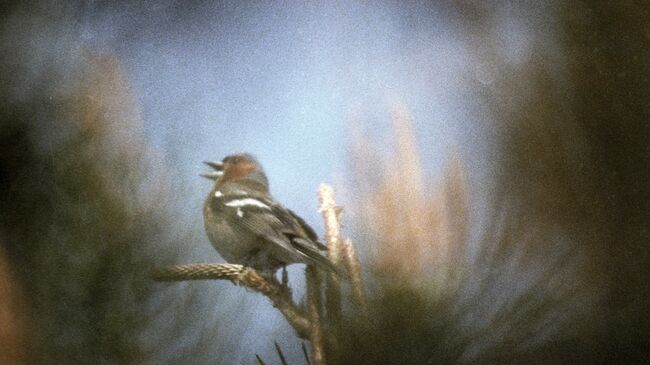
201,153 -> 336,277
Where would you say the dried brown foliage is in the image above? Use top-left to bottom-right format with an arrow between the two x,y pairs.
337,2 -> 650,364
0,49 -> 200,363
330,107 -> 469,364
352,106 -> 469,295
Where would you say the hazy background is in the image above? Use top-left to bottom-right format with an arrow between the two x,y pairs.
1,1 -> 648,364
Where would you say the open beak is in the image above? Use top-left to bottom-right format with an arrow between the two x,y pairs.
200,160 -> 223,180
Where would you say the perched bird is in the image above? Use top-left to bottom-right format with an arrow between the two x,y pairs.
202,153 -> 336,277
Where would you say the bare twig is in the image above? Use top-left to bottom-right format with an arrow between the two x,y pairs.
153,263 -> 310,338
342,239 -> 368,315
306,266 -> 326,365
319,184 -> 345,265
319,184 -> 343,327
319,184 -> 368,317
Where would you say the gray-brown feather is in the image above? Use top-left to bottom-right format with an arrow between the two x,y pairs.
203,185 -> 333,273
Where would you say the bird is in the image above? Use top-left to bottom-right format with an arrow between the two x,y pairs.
201,153 -> 337,278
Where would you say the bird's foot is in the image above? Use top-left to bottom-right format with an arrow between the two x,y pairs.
279,266 -> 292,299
282,266 -> 288,287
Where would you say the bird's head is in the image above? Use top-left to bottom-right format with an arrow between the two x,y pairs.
201,153 -> 269,192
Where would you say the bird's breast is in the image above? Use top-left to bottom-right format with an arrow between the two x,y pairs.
203,194 -> 259,264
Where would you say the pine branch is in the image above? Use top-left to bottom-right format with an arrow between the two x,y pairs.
153,263 -> 310,338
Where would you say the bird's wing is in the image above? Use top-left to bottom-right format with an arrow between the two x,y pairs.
214,195 -> 295,253
217,194 -> 335,271
286,208 -> 327,250
263,202 -> 337,273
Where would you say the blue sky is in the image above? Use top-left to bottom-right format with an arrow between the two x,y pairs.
83,1 -> 484,222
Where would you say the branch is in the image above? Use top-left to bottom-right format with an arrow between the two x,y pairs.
153,263 -> 247,281
319,184 -> 343,327
342,239 -> 368,315
153,263 -> 310,338
319,184 -> 368,316
306,266 -> 326,365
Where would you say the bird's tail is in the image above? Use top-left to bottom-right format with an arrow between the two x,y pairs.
291,238 -> 346,277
